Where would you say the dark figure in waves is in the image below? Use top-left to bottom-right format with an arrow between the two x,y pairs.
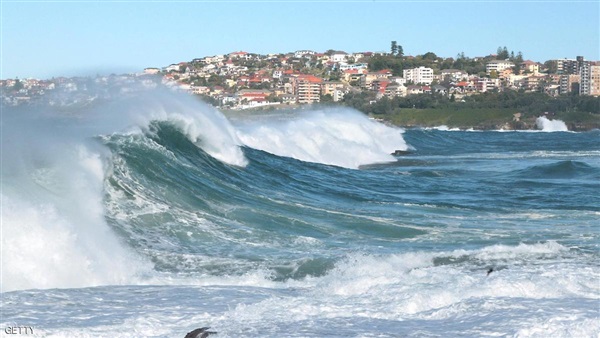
487,268 -> 494,276
185,327 -> 217,338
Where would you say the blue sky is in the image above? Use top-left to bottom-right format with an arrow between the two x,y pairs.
2,0 -> 599,79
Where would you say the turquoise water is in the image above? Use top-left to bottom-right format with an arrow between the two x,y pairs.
2,92 -> 599,337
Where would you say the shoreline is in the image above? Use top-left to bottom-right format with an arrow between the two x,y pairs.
220,103 -> 600,132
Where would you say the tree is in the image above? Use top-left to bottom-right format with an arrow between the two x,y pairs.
515,51 -> 524,64
321,94 -> 334,103
497,46 -> 509,60
397,45 -> 404,57
544,60 -> 558,74
512,51 -> 524,74
267,93 -> 282,103
391,41 -> 398,56
12,79 -> 24,92
423,52 -> 437,61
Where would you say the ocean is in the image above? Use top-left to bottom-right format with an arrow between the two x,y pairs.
2,91 -> 599,337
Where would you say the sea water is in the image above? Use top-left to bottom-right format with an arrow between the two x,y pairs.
2,91 -> 599,337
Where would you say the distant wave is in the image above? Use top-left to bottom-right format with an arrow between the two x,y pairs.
536,116 -> 568,132
510,160 -> 598,180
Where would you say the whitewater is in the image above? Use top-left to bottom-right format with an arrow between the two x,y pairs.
1,90 -> 599,337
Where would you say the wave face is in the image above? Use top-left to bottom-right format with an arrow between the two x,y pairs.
2,93 -> 599,337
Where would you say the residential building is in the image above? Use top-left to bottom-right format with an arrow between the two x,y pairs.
523,75 -> 546,92
190,86 -> 210,95
236,89 -> 271,105
559,74 -> 580,95
390,76 -> 407,86
555,58 -> 578,74
579,61 -> 591,95
361,69 -> 392,88
403,67 -> 434,85
590,63 -> 600,96
144,68 -> 160,75
580,61 -> 600,96
432,85 -> 448,95
486,60 -> 514,75
521,60 -> 540,74
441,69 -> 468,81
293,75 -> 322,104
229,51 -> 251,60
339,63 -> 368,71
406,85 -> 425,95
163,64 -> 182,72
473,77 -> 500,93
330,52 -> 348,63
384,83 -> 407,98
272,70 -> 283,79
342,69 -> 367,83
371,79 -> 391,94
278,93 -> 297,104
321,81 -> 344,97
294,50 -> 316,58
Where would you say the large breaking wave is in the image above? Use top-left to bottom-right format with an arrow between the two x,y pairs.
1,91 -> 408,291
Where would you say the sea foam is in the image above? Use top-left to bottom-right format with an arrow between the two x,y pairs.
1,144 -> 150,292
234,107 -> 408,169
536,116 -> 568,132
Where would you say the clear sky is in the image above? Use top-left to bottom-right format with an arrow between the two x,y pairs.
2,0 -> 599,79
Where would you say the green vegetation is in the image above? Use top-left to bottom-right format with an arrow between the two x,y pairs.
342,91 -> 600,130
369,43 -> 528,77
383,108 -> 519,129
378,108 -> 600,131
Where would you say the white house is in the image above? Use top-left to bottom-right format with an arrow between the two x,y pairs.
441,69 -> 468,81
331,52 -> 348,63
390,76 -> 407,85
144,67 -> 160,75
273,70 -> 283,79
163,64 -> 181,72
294,50 -> 316,58
339,63 -> 368,71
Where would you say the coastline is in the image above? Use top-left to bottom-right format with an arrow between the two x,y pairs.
374,109 -> 600,132
220,103 -> 600,132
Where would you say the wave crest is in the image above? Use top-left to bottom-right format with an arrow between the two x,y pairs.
234,107 -> 408,169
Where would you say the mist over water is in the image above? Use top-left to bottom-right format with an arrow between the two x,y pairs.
1,126 -> 148,291
2,90 -> 599,337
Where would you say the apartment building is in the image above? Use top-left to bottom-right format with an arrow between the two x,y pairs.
590,63 -> 600,96
555,58 -> 578,74
441,69 -> 468,81
403,66 -> 434,85
580,61 -> 600,96
559,74 -> 580,95
521,60 -> 540,74
293,75 -> 322,104
485,60 -> 514,75
360,70 -> 392,88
